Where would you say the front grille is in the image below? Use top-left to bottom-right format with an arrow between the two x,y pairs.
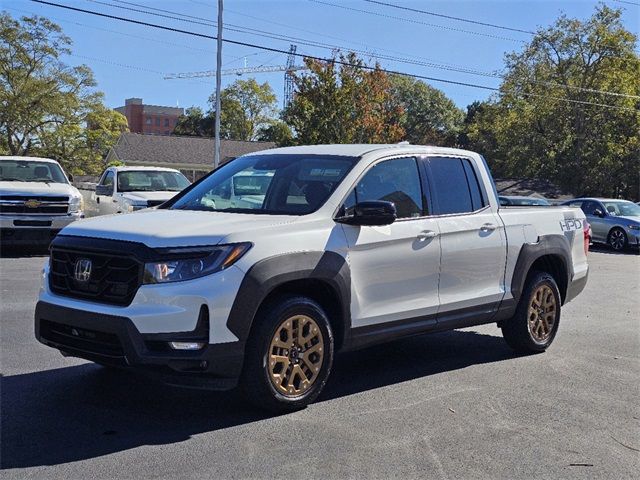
49,248 -> 143,306
0,195 -> 69,215
40,319 -> 125,358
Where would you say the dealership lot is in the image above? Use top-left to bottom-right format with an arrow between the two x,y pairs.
1,249 -> 638,479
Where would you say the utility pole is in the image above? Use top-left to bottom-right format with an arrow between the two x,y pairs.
214,0 -> 223,169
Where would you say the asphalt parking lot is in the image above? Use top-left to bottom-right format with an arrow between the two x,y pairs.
1,248 -> 638,479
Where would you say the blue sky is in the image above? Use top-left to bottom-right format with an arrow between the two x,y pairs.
5,0 -> 639,112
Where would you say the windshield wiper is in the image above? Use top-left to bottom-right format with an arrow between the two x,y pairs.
1,177 -> 25,182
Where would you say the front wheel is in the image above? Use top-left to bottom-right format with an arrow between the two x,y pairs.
240,296 -> 334,412
607,228 -> 628,251
502,271 -> 561,353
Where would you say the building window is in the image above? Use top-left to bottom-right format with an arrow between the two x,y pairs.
164,118 -> 170,127
145,116 -> 152,125
155,117 -> 161,126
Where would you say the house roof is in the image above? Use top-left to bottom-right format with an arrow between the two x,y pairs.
494,177 -> 574,200
107,133 -> 275,169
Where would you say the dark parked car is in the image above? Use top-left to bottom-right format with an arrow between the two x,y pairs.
499,196 -> 550,207
562,198 -> 640,251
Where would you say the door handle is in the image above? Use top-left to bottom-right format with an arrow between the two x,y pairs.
417,230 -> 439,241
113,198 -> 119,203
96,197 -> 100,204
480,223 -> 497,232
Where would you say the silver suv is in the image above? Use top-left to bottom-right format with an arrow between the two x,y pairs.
562,198 -> 640,251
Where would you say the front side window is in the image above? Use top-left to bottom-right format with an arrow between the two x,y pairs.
342,157 -> 424,219
101,171 -> 114,187
170,154 -> 358,215
0,160 -> 68,184
117,171 -> 190,192
602,200 -> 640,217
429,157 -> 485,215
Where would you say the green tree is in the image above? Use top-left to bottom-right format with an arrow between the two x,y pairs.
173,106 -> 214,137
0,13 -> 122,173
257,120 -> 294,146
389,75 -> 463,147
464,5 -> 640,199
210,78 -> 278,141
283,53 -> 405,144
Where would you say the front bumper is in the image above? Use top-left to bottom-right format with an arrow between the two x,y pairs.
35,301 -> 244,390
0,212 -> 83,245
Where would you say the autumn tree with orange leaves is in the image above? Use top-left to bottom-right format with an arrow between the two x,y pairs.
283,53 -> 405,145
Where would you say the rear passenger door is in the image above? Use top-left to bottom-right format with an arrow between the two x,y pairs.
580,200 -> 607,243
425,156 -> 506,322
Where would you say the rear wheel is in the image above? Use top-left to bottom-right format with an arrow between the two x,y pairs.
607,228 -> 628,251
241,296 -> 334,412
502,271 -> 561,353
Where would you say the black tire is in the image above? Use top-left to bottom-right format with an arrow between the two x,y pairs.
607,228 -> 628,251
240,295 -> 334,413
501,271 -> 561,353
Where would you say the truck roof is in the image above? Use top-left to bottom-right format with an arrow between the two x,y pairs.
246,144 -> 481,158
0,156 -> 62,164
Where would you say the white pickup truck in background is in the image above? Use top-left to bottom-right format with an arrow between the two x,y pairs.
85,166 -> 191,217
0,156 -> 83,247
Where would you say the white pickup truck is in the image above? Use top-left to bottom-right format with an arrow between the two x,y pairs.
35,144 -> 589,411
0,156 -> 83,247
86,166 -> 191,216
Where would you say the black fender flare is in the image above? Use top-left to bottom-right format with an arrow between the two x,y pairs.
510,234 -> 573,305
226,251 -> 351,344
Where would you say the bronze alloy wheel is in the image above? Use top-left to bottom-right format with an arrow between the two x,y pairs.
267,314 -> 324,397
527,285 -> 557,344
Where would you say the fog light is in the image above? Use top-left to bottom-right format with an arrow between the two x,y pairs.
169,341 -> 206,350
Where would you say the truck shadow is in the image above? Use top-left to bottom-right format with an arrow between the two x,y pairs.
1,329 -> 516,469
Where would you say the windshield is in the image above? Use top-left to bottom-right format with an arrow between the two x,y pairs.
170,154 -> 358,215
117,170 -> 190,192
602,200 -> 640,217
0,159 -> 68,184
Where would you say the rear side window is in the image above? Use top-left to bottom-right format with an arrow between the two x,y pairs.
428,157 -> 485,215
581,201 -> 600,215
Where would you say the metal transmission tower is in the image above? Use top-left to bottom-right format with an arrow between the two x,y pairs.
283,44 -> 297,109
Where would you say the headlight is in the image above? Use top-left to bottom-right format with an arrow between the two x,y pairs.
126,201 -> 147,212
629,225 -> 640,231
69,195 -> 83,213
143,243 -> 252,284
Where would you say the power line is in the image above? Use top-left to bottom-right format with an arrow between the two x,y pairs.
613,0 -> 640,6
86,0 -> 502,79
29,0 -> 638,111
76,0 -> 640,100
308,0 -> 523,43
362,0 -> 535,35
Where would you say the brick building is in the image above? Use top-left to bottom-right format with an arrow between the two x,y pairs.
114,98 -> 184,135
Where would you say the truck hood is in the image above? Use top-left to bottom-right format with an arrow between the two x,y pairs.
59,209 -> 298,248
121,191 -> 179,203
0,181 -> 79,198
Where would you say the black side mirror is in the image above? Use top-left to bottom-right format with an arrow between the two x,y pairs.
335,201 -> 397,226
95,184 -> 114,196
593,209 -> 605,217
67,173 -> 74,183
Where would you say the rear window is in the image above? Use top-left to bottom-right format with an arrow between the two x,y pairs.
428,157 -> 485,215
